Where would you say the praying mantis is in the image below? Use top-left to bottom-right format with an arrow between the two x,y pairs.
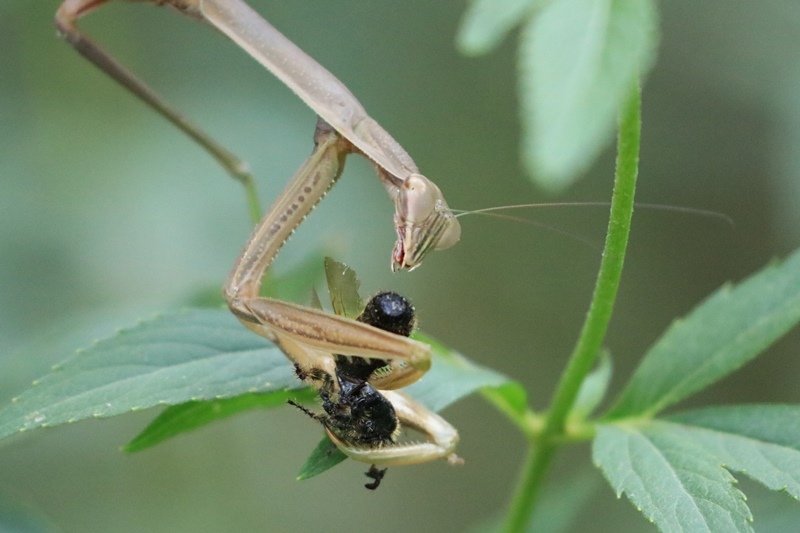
56,0 -> 461,466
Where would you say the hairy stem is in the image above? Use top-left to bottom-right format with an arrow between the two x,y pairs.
502,83 -> 642,532
242,176 -> 263,225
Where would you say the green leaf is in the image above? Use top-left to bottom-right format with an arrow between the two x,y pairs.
406,333 -> 517,413
456,0 -> 538,56
596,407 -> 800,531
480,381 -> 530,433
593,422 -> 753,532
0,309 -> 301,441
519,0 -> 658,190
297,436 -> 347,480
667,405 -> 800,500
607,249 -> 800,419
569,350 -> 612,423
124,388 -> 317,452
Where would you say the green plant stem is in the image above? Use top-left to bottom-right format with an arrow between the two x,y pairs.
242,177 -> 263,225
545,85 -> 641,438
502,83 -> 642,532
503,442 -> 555,532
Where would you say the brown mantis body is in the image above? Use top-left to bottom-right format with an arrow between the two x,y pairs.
56,0 -> 460,465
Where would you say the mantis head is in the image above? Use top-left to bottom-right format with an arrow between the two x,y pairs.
392,174 -> 461,271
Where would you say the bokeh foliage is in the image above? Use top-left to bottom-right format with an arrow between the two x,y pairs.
2,1 -> 800,532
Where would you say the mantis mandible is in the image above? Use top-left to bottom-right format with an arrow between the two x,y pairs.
56,0 -> 461,465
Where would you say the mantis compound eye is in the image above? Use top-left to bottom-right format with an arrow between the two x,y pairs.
434,210 -> 461,250
403,174 -> 437,223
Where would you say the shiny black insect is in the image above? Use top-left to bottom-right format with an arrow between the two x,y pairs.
290,291 -> 416,489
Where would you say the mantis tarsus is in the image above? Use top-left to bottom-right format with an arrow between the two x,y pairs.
56,0 -> 461,466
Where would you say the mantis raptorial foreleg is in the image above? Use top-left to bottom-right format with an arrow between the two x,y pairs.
225,120 -> 432,390
56,0 -> 461,465
326,390 -> 459,466
56,0 -> 460,269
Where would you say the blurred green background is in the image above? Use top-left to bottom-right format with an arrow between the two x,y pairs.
2,1 -> 800,532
